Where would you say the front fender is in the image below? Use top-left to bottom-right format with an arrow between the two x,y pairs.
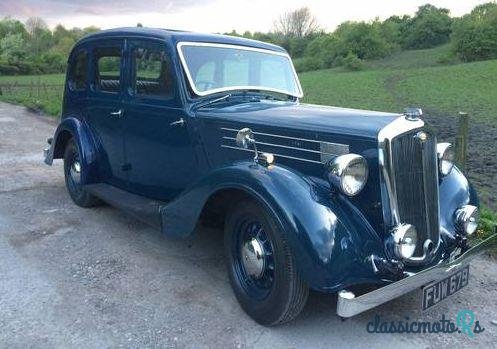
45,116 -> 99,185
161,161 -> 387,291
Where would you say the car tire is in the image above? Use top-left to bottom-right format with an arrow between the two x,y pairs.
63,139 -> 100,208
224,199 -> 309,326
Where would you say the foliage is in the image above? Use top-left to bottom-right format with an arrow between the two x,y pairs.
403,4 -> 453,49
452,2 -> 497,62
334,20 -> 397,60
293,56 -> 322,73
227,3 -> 460,71
343,52 -> 364,71
0,16 -> 98,75
477,206 -> 497,241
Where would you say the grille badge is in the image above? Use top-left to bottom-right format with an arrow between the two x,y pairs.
415,131 -> 428,142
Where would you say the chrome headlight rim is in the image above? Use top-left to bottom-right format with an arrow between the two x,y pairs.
455,205 -> 479,236
391,224 -> 418,260
327,154 -> 369,197
437,142 -> 455,176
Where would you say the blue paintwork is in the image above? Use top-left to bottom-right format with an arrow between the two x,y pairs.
45,28 -> 479,293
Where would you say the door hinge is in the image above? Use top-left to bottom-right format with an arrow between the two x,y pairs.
121,163 -> 132,171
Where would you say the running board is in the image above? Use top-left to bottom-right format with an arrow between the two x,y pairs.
85,183 -> 165,229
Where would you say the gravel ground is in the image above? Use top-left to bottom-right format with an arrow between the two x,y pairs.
0,101 -> 496,348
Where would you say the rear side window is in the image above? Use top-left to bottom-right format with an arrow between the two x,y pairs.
94,47 -> 122,93
132,46 -> 174,98
68,50 -> 87,91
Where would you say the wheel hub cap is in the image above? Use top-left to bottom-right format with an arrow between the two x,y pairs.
70,160 -> 81,184
241,237 -> 265,279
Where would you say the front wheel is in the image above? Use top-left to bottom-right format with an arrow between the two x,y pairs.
224,199 -> 309,326
63,139 -> 100,207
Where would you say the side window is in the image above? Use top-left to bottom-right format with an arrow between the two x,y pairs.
94,47 -> 122,93
133,46 -> 174,98
69,50 -> 87,91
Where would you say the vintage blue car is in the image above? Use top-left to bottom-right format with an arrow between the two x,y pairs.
44,28 -> 496,325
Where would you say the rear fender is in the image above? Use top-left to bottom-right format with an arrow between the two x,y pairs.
45,116 -> 99,184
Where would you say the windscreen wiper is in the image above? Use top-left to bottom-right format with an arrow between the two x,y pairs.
196,93 -> 232,109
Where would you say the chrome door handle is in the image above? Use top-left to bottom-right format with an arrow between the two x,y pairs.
170,118 -> 185,127
110,109 -> 123,118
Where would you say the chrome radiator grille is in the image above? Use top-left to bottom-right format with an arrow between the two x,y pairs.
390,130 -> 440,256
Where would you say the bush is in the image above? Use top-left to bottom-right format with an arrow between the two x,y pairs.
334,21 -> 395,60
293,56 -> 323,72
343,52 -> 364,71
0,61 -> 20,75
475,206 -> 497,244
305,34 -> 344,68
452,3 -> 497,62
404,5 -> 453,49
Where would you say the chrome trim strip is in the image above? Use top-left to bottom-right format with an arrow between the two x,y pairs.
337,233 -> 497,318
221,127 -> 344,147
176,41 -> 303,98
222,136 -> 336,155
378,116 -> 425,226
221,145 -> 322,164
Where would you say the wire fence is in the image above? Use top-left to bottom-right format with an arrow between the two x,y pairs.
0,82 -> 64,98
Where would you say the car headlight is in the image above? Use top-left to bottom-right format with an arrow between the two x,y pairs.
437,143 -> 455,176
392,224 -> 418,259
455,205 -> 479,236
327,154 -> 368,196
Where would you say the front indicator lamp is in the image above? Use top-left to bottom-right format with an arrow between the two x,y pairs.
455,205 -> 479,236
437,143 -> 455,176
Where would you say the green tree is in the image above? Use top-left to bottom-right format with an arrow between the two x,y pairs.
404,4 -> 452,49
452,2 -> 497,61
0,33 -> 27,64
0,17 -> 28,39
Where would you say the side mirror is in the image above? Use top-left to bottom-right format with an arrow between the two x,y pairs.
236,128 -> 258,162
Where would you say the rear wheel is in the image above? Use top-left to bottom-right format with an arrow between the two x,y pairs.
224,199 -> 309,326
63,139 -> 100,207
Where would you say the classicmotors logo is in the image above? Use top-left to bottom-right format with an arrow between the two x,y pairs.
367,310 -> 485,338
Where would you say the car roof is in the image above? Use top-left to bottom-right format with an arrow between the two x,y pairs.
77,27 -> 286,53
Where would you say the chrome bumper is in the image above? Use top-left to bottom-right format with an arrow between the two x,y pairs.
337,233 -> 497,318
43,137 -> 53,165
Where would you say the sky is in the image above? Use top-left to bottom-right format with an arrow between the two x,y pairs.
0,0 -> 493,33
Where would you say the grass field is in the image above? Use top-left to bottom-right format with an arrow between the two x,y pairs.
0,73 -> 65,116
300,55 -> 497,123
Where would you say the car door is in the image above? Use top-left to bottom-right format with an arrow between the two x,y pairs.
86,40 -> 127,188
123,39 -> 198,201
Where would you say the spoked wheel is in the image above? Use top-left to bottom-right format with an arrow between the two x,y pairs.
224,199 -> 309,326
234,220 -> 275,300
63,139 -> 100,207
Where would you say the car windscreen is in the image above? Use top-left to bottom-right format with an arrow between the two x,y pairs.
177,42 -> 302,98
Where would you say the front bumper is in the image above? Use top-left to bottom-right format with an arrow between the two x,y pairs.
337,232 -> 497,317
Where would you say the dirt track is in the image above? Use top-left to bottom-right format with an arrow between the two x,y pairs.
423,112 -> 497,210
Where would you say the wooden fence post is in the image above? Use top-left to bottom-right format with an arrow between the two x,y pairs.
455,112 -> 469,172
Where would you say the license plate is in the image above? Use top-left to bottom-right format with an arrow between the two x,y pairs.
422,265 -> 470,311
